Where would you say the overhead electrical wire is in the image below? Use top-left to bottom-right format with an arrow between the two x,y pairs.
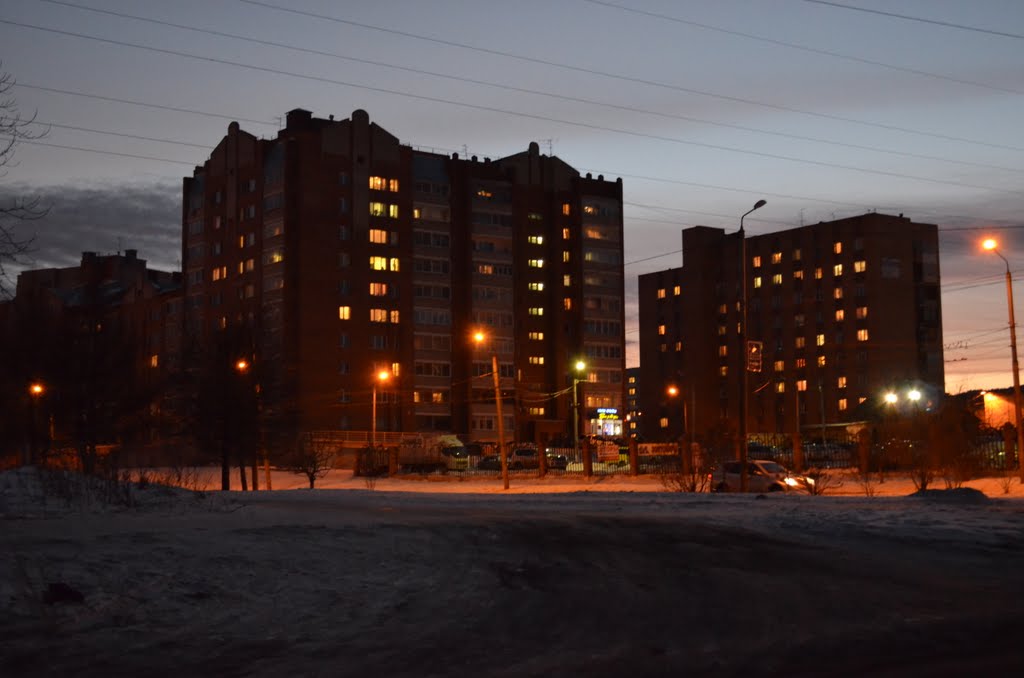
234,0 -> 1024,154
801,0 -> 1024,40
4,18 -> 1021,198
582,0 -> 1024,95
31,0 -> 1024,175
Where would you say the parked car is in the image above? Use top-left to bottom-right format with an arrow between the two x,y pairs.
712,460 -> 814,493
477,445 -> 568,471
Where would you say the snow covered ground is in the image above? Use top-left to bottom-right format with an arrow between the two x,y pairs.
2,467 -> 1023,677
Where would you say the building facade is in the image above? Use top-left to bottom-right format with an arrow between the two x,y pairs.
638,213 -> 943,444
182,108 -> 626,447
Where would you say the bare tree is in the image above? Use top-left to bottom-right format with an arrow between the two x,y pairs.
289,433 -> 336,489
1,65 -> 48,298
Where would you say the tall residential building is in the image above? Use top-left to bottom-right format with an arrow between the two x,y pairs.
638,213 -> 943,444
182,108 -> 625,447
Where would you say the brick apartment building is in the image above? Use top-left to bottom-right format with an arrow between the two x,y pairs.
182,108 -> 626,448
1,250 -> 182,461
637,213 -> 943,444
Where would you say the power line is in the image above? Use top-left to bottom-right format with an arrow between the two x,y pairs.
582,0 -> 1024,95
20,138 -> 195,165
33,0 -> 1024,175
7,19 -> 1022,196
236,0 -> 1024,154
35,120 -> 213,149
17,82 -> 277,127
802,0 -> 1024,40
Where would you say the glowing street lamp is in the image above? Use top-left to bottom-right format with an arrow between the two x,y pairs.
28,381 -> 45,465
235,359 -> 249,373
372,369 -> 390,448
738,199 -> 767,492
907,389 -> 921,403
473,332 -> 507,489
982,237 -> 1024,481
573,360 -> 587,464
883,392 -> 898,405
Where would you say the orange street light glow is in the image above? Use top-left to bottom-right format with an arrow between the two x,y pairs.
667,385 -> 679,397
29,383 -> 44,396
235,359 -> 249,372
982,238 -> 998,251
377,370 -> 390,382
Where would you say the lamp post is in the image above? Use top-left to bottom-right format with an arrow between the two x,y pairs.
372,369 -> 390,448
982,238 -> 1024,480
573,360 -> 586,471
738,199 -> 766,492
474,332 -> 508,490
28,382 -> 44,465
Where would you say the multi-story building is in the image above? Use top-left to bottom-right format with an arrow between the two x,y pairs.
182,108 -> 626,447
638,213 -> 943,444
1,250 -> 181,461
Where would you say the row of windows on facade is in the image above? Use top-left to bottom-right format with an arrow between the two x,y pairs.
706,330 -> 872,358
653,261 -> 868,300
751,240 -> 862,266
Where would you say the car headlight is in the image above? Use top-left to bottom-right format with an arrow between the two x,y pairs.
784,477 -> 799,487
805,476 -> 815,486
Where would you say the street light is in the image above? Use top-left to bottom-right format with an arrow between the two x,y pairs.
372,369 -> 390,448
573,360 -> 587,467
28,381 -> 45,465
474,332 -> 508,490
738,199 -> 767,492
982,238 -> 1024,481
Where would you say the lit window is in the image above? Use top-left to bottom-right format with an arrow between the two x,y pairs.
773,360 -> 784,372
718,304 -> 728,314
834,264 -> 843,276
657,288 -> 666,298
370,283 -> 387,296
834,242 -> 842,254
529,356 -> 544,365
338,306 -> 351,320
476,188 -> 492,199
719,366 -> 728,377
854,260 -> 866,273
529,307 -> 544,316
150,354 -> 159,368
772,252 -> 782,264
390,310 -> 400,323
413,207 -> 421,220
816,334 -> 825,346
212,266 -> 228,281
370,256 -> 387,270
478,264 -> 493,275
838,376 -> 847,388
675,341 -> 682,351
772,274 -> 782,285
391,362 -> 401,376
528,407 -> 546,416
815,268 -> 823,280
389,258 -> 400,272
835,309 -> 845,321
838,398 -> 848,411
754,277 -> 762,289
369,201 -> 385,216
369,229 -> 388,244
795,337 -> 806,349
797,379 -> 807,391
389,179 -> 399,192
528,331 -> 544,340
834,288 -> 843,300
659,417 -> 669,429
528,235 -> 544,245
369,176 -> 385,190
658,324 -> 666,336
718,345 -> 728,357
796,358 -> 806,368
562,228 -> 570,240
388,204 -> 399,219
794,248 -> 802,261
856,306 -> 868,319
562,203 -> 571,215
717,325 -> 727,336
794,270 -> 804,280
857,329 -> 869,342
563,275 -> 571,286
528,259 -> 544,268
673,285 -> 681,295
563,298 -> 572,310
752,256 -> 761,268
775,382 -> 785,394
238,235 -> 245,249
563,251 -> 570,262
528,282 -> 545,291
817,355 -> 826,367
370,308 -> 387,322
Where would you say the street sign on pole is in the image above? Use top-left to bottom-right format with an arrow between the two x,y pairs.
746,340 -> 763,373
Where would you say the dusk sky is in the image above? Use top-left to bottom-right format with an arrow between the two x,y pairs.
2,0 -> 1022,392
